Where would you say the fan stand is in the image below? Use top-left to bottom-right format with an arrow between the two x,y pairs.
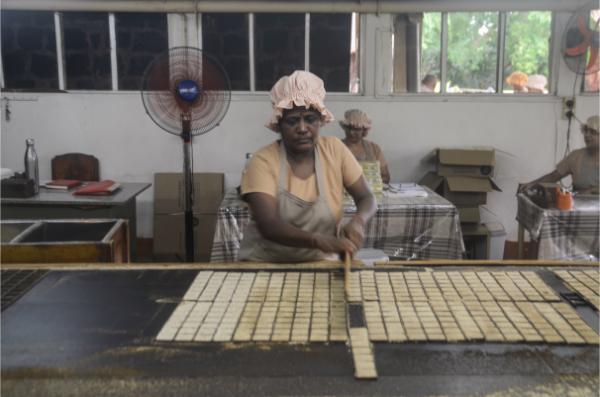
141,47 -> 232,263
181,113 -> 195,262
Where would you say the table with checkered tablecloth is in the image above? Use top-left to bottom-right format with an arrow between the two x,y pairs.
210,186 -> 464,262
516,193 -> 599,260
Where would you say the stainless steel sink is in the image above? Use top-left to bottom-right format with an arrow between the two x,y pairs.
1,219 -> 130,263
18,221 -> 116,243
1,222 -> 35,243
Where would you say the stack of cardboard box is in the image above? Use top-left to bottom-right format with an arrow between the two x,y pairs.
419,148 -> 501,259
153,173 -> 224,262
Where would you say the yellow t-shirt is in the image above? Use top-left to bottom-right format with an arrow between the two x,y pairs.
241,136 -> 363,220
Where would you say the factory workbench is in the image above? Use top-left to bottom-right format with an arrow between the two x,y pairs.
1,261 -> 598,396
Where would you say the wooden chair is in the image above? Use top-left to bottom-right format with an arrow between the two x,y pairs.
51,153 -> 100,181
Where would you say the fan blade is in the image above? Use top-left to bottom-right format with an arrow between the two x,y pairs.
586,47 -> 599,73
576,15 -> 593,41
565,41 -> 590,57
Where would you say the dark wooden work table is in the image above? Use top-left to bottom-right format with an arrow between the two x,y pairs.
1,183 -> 150,260
1,262 -> 598,397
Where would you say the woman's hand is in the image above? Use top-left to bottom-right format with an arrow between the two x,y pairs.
341,216 -> 365,249
312,233 -> 358,255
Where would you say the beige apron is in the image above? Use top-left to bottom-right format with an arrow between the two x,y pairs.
239,141 -> 337,262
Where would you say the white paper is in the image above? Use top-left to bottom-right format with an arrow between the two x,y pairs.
384,183 -> 428,198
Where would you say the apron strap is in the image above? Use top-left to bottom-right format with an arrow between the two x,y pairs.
362,140 -> 376,161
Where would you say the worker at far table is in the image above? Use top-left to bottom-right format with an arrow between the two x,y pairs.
520,115 -> 599,195
340,109 -> 391,184
238,71 -> 377,262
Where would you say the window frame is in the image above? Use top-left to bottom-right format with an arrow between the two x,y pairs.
3,9 -> 558,96
1,11 -> 361,94
398,10 -> 555,96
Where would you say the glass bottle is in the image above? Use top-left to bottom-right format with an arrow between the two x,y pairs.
24,138 -> 39,193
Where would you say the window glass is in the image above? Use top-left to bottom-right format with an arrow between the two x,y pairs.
116,13 -> 168,90
503,11 -> 551,94
1,11 -> 58,90
391,13 -> 422,93
309,13 -> 353,92
420,12 -> 441,93
583,9 -> 600,93
392,13 -> 440,93
254,13 -> 305,91
202,13 -> 250,91
63,12 -> 111,90
447,12 -> 498,93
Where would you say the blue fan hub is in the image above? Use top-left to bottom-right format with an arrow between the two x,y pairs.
177,79 -> 200,102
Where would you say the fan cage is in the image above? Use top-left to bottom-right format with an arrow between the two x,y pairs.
561,11 -> 600,76
141,47 -> 232,136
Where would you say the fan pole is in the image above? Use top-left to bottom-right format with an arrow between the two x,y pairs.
182,113 -> 195,262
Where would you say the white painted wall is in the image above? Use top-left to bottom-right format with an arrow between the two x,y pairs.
1,11 -> 598,242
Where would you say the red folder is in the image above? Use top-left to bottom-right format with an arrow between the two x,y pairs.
44,179 -> 82,190
73,180 -> 121,195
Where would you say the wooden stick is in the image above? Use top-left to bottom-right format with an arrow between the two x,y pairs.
344,251 -> 351,299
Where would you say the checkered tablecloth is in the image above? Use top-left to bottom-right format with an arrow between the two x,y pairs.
516,193 -> 600,260
210,186 -> 464,262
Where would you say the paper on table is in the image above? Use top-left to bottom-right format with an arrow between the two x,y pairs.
384,183 -> 428,198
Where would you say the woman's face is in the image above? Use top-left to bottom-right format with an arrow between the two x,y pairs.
278,107 -> 322,154
343,125 -> 367,143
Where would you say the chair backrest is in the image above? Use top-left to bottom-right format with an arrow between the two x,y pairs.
51,153 -> 100,181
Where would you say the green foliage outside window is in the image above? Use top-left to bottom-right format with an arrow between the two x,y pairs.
504,12 -> 551,78
421,13 -> 441,83
421,11 -> 551,93
447,12 -> 498,92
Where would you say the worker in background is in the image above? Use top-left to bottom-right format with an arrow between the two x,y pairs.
339,109 -> 391,184
420,74 -> 438,93
506,71 -> 529,93
238,71 -> 377,262
525,74 -> 548,93
520,115 -> 599,194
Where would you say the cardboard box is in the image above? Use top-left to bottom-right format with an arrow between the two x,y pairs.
153,213 -> 217,262
435,148 -> 495,177
457,207 -> 480,223
154,173 -> 224,214
419,172 -> 501,206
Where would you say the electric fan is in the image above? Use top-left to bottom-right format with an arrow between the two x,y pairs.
561,10 -> 600,77
141,47 -> 231,262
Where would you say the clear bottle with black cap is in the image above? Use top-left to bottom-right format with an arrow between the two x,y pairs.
24,138 -> 39,193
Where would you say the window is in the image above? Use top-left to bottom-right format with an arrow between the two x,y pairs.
202,13 -> 249,91
200,12 -> 357,92
447,12 -> 498,93
394,11 -> 552,94
420,13 -> 441,93
1,11 -> 58,90
254,13 -> 305,91
116,13 -> 168,90
62,12 -> 111,90
309,13 -> 353,92
503,11 -> 551,94
2,10 -> 359,93
583,9 -> 600,93
392,13 -> 422,93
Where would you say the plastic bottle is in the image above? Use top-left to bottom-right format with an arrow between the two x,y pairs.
24,138 -> 39,193
244,152 -> 253,170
